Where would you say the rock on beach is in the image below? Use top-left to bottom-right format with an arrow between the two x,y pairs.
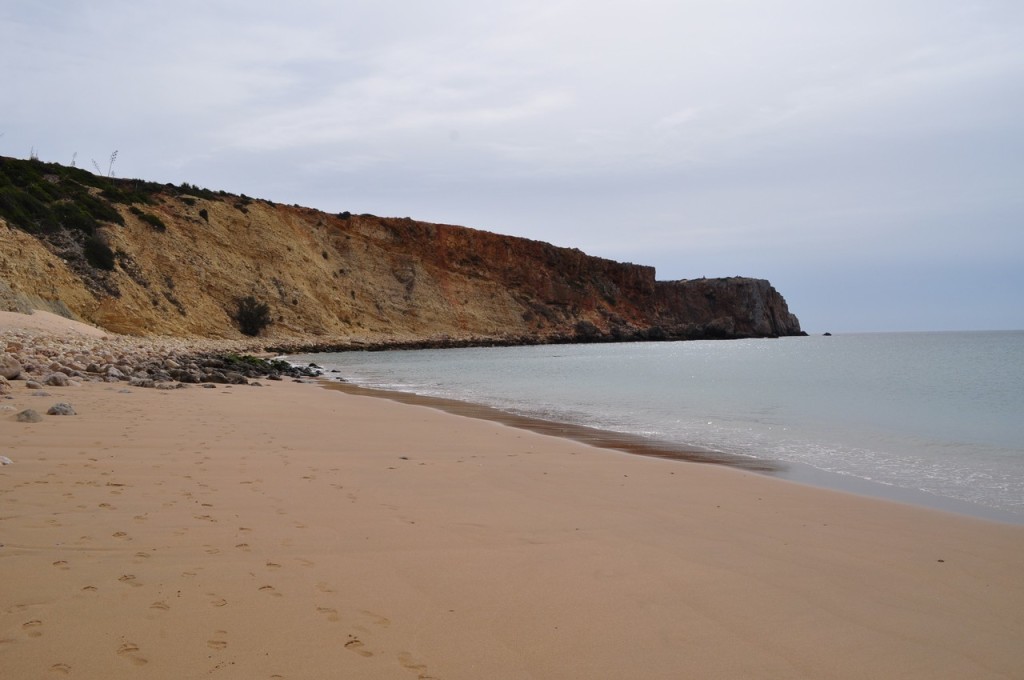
0,354 -> 21,380
0,315 -> 321,395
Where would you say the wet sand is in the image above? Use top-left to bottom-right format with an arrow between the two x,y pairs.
2,316 -> 1024,678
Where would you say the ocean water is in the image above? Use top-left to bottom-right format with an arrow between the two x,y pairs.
288,332 -> 1024,523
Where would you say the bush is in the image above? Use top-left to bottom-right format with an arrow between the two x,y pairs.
129,206 -> 166,231
234,296 -> 271,336
83,234 -> 116,270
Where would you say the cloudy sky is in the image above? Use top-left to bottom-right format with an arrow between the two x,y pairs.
3,1 -> 1022,332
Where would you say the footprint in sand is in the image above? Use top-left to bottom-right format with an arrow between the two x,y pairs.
117,642 -> 148,666
134,551 -> 151,560
49,662 -> 71,674
361,610 -> 391,628
344,635 -> 373,657
234,543 -> 251,551
207,631 -> 228,650
81,585 -> 98,592
265,561 -> 281,570
112,531 -> 129,539
210,597 -> 228,608
316,607 -> 340,622
22,620 -> 43,638
149,601 -> 170,611
258,585 -> 282,597
118,574 -> 142,587
316,582 -> 336,594
398,652 -> 438,679
52,560 -> 70,570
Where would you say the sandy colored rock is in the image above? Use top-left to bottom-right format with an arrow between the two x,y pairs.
0,353 -> 21,379
15,408 -> 42,422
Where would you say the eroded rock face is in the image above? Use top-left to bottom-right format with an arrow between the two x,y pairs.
0,156 -> 803,344
652,277 -> 803,339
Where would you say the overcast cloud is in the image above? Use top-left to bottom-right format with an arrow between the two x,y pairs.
3,0 -> 1022,331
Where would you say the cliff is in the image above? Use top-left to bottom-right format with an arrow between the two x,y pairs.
0,156 -> 803,346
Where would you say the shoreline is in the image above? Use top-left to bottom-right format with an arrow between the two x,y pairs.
4,312 -> 1024,678
316,376 -> 1024,526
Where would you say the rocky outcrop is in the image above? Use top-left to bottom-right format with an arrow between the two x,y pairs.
0,156 -> 803,345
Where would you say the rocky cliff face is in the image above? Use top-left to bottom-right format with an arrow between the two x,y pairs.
0,156 -> 803,346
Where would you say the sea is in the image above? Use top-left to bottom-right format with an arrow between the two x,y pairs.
287,331 -> 1024,524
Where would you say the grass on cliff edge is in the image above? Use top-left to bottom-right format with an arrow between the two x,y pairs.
0,155 -> 228,238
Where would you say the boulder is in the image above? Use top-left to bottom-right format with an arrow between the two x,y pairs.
0,355 -> 22,380
47,403 -> 76,416
43,372 -> 71,387
16,409 -> 43,423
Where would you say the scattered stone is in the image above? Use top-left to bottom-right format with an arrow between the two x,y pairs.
0,376 -> 10,395
16,409 -> 43,423
118,389 -> 133,394
202,384 -> 217,389
47,403 -> 76,416
32,391 -> 53,397
0,456 -> 12,465
25,380 -> 43,389
0,355 -> 22,380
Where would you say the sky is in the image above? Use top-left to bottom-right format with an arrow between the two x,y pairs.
2,1 -> 1022,332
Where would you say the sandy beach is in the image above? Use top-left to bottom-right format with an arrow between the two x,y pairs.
2,315 -> 1023,679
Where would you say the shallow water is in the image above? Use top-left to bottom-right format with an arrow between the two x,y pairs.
290,332 -> 1024,523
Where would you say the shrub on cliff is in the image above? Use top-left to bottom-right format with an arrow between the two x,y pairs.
83,234 -> 116,270
234,296 -> 271,336
129,206 -> 167,231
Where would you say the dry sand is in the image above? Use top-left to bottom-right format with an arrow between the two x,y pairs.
1,323 -> 1023,678
0,310 -> 109,338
